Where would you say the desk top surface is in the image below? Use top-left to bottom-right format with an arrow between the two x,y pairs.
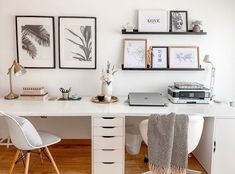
0,97 -> 234,118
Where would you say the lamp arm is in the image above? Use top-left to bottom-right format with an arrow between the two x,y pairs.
7,60 -> 16,75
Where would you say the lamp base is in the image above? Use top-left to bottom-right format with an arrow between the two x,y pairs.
4,92 -> 19,100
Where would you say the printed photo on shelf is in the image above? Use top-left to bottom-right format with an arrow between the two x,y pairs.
170,11 -> 188,32
151,46 -> 168,68
138,9 -> 168,32
123,39 -> 147,68
168,46 -> 199,69
15,16 -> 55,69
59,16 -> 96,69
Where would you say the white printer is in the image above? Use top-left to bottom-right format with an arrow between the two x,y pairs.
168,82 -> 211,104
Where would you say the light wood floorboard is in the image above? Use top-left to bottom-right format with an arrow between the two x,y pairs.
0,140 -> 207,174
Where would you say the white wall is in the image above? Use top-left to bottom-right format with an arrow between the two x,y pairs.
1,0 -> 235,102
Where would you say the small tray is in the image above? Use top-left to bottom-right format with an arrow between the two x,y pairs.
91,96 -> 118,104
58,97 -> 82,101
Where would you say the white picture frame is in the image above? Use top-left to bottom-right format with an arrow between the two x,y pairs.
151,47 -> 168,68
123,39 -> 147,68
168,46 -> 199,69
59,16 -> 96,69
138,9 -> 168,32
16,16 -> 55,69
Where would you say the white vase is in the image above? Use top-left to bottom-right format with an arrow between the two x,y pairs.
101,82 -> 112,101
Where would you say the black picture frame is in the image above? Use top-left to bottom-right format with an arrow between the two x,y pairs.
15,16 -> 55,69
151,46 -> 168,68
58,16 -> 97,69
170,11 -> 188,32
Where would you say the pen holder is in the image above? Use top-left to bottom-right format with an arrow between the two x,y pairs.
62,92 -> 70,100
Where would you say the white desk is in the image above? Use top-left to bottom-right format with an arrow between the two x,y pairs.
0,97 -> 235,174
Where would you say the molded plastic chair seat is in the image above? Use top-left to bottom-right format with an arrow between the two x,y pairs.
37,131 -> 61,149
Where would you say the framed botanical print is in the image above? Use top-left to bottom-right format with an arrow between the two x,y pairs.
59,16 -> 96,69
15,16 -> 55,69
138,9 -> 168,32
151,47 -> 168,68
168,46 -> 199,68
123,39 -> 147,68
170,11 -> 188,32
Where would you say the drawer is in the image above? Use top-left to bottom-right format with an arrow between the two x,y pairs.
93,126 -> 123,136
93,117 -> 123,127
94,149 -> 123,162
94,162 -> 123,174
93,136 -> 123,149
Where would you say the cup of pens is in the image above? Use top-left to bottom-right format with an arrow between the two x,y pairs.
60,88 -> 71,100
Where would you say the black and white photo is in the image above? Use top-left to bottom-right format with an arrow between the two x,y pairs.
170,11 -> 188,32
59,16 -> 96,69
16,16 -> 55,68
151,47 -> 168,68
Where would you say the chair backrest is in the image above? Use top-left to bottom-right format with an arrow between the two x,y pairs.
139,115 -> 204,154
0,112 -> 38,150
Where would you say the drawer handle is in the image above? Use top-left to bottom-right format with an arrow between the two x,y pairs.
102,149 -> 115,151
102,136 -> 115,138
102,162 -> 115,164
102,126 -> 115,129
102,117 -> 115,119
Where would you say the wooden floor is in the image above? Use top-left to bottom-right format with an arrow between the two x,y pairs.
0,141 -> 207,174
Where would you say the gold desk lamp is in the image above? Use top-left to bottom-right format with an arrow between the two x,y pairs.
5,60 -> 26,100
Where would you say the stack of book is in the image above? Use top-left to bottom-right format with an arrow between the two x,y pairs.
20,87 -> 48,101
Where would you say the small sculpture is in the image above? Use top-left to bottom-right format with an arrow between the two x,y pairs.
191,20 -> 202,32
123,22 -> 136,32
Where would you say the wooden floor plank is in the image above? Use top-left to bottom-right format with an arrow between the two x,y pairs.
0,141 -> 207,174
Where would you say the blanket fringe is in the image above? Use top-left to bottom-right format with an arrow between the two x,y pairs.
149,163 -> 186,174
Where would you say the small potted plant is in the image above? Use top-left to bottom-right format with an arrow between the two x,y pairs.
191,20 -> 202,32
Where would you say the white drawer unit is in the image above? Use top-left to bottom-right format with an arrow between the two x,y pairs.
92,116 -> 125,174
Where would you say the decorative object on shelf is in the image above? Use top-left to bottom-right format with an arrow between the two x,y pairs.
138,9 -> 168,32
151,46 -> 168,68
59,87 -> 71,100
100,61 -> 117,102
123,39 -> 147,68
15,16 -> 55,69
203,55 -> 215,101
191,20 -> 202,32
58,16 -> 97,69
170,11 -> 188,32
146,47 -> 152,66
123,22 -> 136,32
5,60 -> 27,100
168,46 -> 199,69
91,96 -> 118,104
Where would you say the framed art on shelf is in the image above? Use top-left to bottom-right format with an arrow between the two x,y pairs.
151,46 -> 168,68
123,39 -> 147,68
15,16 -> 55,69
59,16 -> 96,69
168,46 -> 199,69
138,9 -> 168,32
170,11 -> 188,32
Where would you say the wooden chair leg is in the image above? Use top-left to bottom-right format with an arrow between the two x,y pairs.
24,152 -> 30,174
9,149 -> 20,174
45,147 -> 60,174
38,148 -> 43,165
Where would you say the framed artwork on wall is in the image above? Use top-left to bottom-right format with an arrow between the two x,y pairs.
151,46 -> 168,68
15,16 -> 55,69
123,39 -> 147,68
168,46 -> 199,69
170,11 -> 188,32
59,16 -> 97,69
138,9 -> 168,32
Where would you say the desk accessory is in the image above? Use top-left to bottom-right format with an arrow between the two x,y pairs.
22,87 -> 45,95
19,93 -> 48,101
5,60 -> 26,100
174,82 -> 204,90
59,88 -> 71,100
203,55 -> 215,100
91,96 -> 118,104
58,97 -> 82,101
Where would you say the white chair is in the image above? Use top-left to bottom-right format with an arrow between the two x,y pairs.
1,112 -> 61,174
139,115 -> 204,174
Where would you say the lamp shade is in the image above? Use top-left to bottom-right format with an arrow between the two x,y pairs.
14,62 -> 26,76
203,55 -> 211,63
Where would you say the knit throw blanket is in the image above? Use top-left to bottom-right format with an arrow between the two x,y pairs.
147,113 -> 189,174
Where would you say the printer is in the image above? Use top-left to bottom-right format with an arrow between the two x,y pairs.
168,82 -> 210,104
